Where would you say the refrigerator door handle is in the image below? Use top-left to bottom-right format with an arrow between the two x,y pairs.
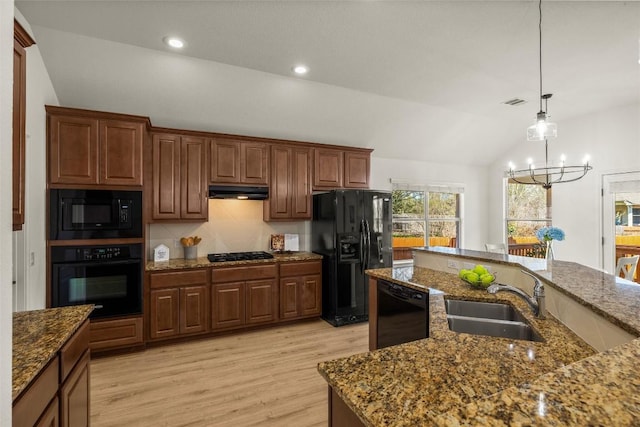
360,219 -> 366,272
365,220 -> 372,270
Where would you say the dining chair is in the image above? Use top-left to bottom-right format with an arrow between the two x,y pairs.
485,243 -> 507,254
615,255 -> 639,281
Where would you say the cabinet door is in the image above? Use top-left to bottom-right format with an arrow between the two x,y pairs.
180,136 -> 208,220
99,119 -> 144,185
180,285 -> 209,335
301,274 -> 322,316
280,277 -> 300,319
210,139 -> 241,183
60,351 -> 90,427
36,396 -> 59,427
313,148 -> 343,189
212,282 -> 245,330
152,133 -> 181,220
291,147 -> 312,219
241,142 -> 269,185
246,279 -> 278,324
344,151 -> 370,189
149,288 -> 180,339
12,39 -> 26,230
265,145 -> 291,219
49,115 -> 99,185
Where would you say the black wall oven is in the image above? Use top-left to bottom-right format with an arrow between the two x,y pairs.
51,243 -> 143,319
50,189 -> 142,240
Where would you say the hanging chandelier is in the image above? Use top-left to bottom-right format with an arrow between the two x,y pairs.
506,0 -> 592,189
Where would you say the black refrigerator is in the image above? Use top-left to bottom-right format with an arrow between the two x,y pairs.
312,190 -> 393,326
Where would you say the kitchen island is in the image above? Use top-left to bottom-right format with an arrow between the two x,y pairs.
318,248 -> 640,426
13,305 -> 93,426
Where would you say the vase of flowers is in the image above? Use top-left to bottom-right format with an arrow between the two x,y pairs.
535,226 -> 565,262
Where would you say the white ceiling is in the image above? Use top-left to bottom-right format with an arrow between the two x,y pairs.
15,1 -> 640,165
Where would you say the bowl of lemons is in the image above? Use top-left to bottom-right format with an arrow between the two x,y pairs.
458,264 -> 496,289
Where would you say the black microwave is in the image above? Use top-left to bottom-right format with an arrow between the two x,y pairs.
50,189 -> 143,240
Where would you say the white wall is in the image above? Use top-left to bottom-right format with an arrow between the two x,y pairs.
488,102 -> 640,268
149,200 -> 310,260
1,2 -> 14,424
371,156 -> 489,251
13,10 -> 59,311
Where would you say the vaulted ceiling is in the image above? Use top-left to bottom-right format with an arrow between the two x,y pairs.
16,1 -> 640,165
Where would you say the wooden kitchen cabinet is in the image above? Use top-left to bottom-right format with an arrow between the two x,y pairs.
47,107 -> 146,186
59,350 -> 90,427
313,147 -> 372,190
13,20 -> 34,231
210,138 -> 268,185
211,264 -> 278,330
148,270 -> 209,340
313,148 -> 344,189
264,145 -> 311,221
89,316 -> 144,352
279,260 -> 322,320
13,319 -> 91,427
344,150 -> 370,188
151,132 -> 208,221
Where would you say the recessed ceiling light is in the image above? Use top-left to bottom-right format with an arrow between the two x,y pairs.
292,65 -> 309,75
163,36 -> 185,49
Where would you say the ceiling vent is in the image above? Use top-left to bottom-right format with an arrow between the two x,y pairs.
503,98 -> 527,106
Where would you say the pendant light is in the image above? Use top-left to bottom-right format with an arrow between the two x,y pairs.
507,0 -> 592,189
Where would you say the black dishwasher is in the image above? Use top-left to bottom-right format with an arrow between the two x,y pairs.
377,280 -> 429,349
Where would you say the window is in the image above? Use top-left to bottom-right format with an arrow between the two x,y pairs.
392,186 -> 462,255
506,181 -> 551,255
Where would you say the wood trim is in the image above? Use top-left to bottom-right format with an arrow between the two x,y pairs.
14,19 -> 35,48
45,105 -> 150,127
48,237 -> 144,246
368,277 -> 378,351
13,37 -> 26,230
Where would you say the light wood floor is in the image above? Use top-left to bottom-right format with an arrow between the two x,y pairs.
90,320 -> 368,427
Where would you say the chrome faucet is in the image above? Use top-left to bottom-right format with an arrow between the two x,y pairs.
487,270 -> 546,319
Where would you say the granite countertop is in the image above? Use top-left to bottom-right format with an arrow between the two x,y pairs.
145,251 -> 323,271
13,305 -> 93,400
414,246 -> 640,336
319,255 -> 640,426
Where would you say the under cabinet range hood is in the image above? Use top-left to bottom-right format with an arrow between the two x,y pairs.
208,185 -> 269,200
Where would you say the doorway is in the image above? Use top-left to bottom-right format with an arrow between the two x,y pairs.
602,171 -> 640,280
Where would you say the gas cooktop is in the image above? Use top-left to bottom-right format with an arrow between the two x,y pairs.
207,251 -> 274,263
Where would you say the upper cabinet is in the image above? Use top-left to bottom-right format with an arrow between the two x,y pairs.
313,148 -> 344,189
47,106 -> 147,187
313,148 -> 371,190
151,132 -> 208,221
13,20 -> 35,231
264,145 -> 311,221
210,138 -> 268,185
344,150 -> 371,189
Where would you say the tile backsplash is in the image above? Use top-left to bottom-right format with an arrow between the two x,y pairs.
148,199 -> 311,260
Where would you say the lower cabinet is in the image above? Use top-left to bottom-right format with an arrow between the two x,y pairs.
146,260 -> 321,341
13,319 -> 90,427
211,264 -> 278,331
280,260 -> 322,320
89,316 -> 144,352
148,269 -> 209,340
60,351 -> 90,427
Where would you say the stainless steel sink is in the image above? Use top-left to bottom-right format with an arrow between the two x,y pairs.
444,299 -> 544,342
444,299 -> 527,322
446,315 -> 544,342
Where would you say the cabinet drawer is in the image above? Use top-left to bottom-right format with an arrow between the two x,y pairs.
150,269 -> 208,288
60,320 -> 90,381
90,316 -> 143,350
13,356 -> 59,427
280,261 -> 321,277
212,264 -> 276,283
